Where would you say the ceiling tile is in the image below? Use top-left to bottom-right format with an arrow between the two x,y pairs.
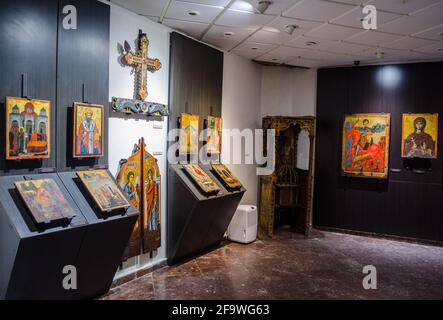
165,1 -> 224,23
299,50 -> 355,62
332,0 -> 371,4
231,49 -> 263,59
345,30 -> 404,45
414,40 -> 443,54
203,37 -> 238,50
413,24 -> 443,41
231,0 -> 301,15
284,0 -> 357,22
216,9 -> 275,29
356,48 -> 432,62
355,47 -> 405,59
184,0 -> 231,6
286,57 -> 323,68
366,0 -> 443,15
305,24 -> 362,41
259,45 -> 314,60
235,41 -> 277,53
324,41 -> 372,54
381,36 -> 438,50
111,0 -> 169,17
205,25 -> 255,42
248,30 -> 294,45
266,16 -> 322,34
330,6 -> 402,29
162,18 -> 209,38
286,35 -> 338,50
378,2 -> 443,35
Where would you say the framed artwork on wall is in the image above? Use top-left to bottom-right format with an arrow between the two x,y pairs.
15,179 -> 76,224
206,116 -> 222,155
6,97 -> 51,160
183,164 -> 220,195
212,164 -> 242,190
77,170 -> 130,212
341,113 -> 391,179
402,113 -> 438,159
73,102 -> 105,158
179,113 -> 199,155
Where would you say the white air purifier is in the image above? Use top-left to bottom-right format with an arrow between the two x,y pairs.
228,205 -> 258,244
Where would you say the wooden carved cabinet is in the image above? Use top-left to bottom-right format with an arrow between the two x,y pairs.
258,116 -> 316,238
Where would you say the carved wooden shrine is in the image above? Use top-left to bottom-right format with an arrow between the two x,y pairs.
258,116 -> 316,238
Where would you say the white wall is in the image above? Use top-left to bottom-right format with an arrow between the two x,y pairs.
221,53 -> 262,206
108,4 -> 170,278
260,66 -> 317,118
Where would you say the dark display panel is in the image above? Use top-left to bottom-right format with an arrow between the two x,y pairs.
314,62 -> 443,242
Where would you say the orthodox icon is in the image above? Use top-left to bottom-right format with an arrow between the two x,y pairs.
15,179 -> 76,224
77,170 -> 130,212
6,97 -> 50,160
206,116 -> 222,155
212,164 -> 242,190
73,103 -> 104,158
117,138 -> 161,259
180,113 -> 199,155
183,164 -> 220,195
342,114 -> 391,179
402,114 -> 438,159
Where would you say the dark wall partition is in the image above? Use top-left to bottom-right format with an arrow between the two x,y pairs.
0,0 -> 110,175
314,62 -> 443,242
167,32 -> 225,263
0,0 -> 59,174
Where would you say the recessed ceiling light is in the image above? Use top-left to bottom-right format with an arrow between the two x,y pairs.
306,41 -> 317,46
224,32 -> 235,37
187,10 -> 200,16
251,47 -> 259,50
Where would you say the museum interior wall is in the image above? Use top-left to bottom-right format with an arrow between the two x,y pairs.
108,4 -> 170,278
314,62 -> 443,243
221,52 -> 262,206
260,67 -> 317,118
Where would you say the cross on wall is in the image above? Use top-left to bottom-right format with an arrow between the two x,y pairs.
123,30 -> 162,101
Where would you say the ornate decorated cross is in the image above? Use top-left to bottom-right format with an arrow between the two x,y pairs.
124,30 -> 162,101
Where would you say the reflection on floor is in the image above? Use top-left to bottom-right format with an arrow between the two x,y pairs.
101,229 -> 443,300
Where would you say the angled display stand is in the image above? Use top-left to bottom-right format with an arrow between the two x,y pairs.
58,171 -> 139,299
0,173 -> 87,300
0,172 -> 139,300
167,164 -> 245,265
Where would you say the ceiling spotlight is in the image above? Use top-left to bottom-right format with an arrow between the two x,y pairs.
187,10 -> 200,16
284,25 -> 299,35
375,51 -> 385,59
224,32 -> 235,37
257,1 -> 272,14
306,41 -> 317,46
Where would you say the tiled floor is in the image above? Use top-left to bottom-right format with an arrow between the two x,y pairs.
101,229 -> 443,300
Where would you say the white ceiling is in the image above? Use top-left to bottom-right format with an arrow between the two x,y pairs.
111,0 -> 443,68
